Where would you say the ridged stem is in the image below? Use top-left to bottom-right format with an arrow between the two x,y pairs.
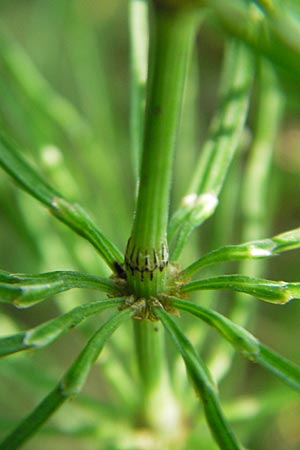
125,3 -> 198,298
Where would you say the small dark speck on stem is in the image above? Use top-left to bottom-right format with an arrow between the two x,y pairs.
153,105 -> 162,116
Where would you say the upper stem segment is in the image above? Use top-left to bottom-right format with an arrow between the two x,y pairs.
125,2 -> 198,298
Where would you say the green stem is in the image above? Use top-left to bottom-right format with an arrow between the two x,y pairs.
133,319 -> 180,432
134,320 -> 164,393
156,307 -> 243,450
240,62 -> 283,244
125,4 -> 198,297
168,39 -> 254,260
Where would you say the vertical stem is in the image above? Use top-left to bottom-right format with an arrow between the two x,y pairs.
134,320 -> 164,391
133,319 -> 181,433
125,3 -> 198,298
127,3 -> 198,437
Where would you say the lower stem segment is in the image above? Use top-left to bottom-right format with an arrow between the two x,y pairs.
133,319 -> 182,436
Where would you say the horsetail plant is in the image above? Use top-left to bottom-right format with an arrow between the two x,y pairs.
0,0 -> 300,449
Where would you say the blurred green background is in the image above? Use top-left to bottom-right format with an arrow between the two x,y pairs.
0,1 -> 300,449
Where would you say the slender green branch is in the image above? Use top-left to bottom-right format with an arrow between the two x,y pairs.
254,0 -> 275,15
0,309 -> 132,450
239,62 -> 283,244
0,350 -> 134,423
100,345 -> 138,411
206,60 -> 284,382
181,274 -> 300,304
0,19 -> 130,231
65,10 -> 131,231
201,0 -> 300,82
170,298 -> 300,392
168,39 -> 254,259
0,269 -> 119,307
129,0 -> 148,179
0,297 -> 124,357
125,4 -> 199,297
0,132 -> 123,271
182,227 -> 300,278
155,307 -> 243,450
0,24 -> 92,141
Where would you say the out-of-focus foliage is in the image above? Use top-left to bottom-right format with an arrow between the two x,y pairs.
0,1 -> 300,449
